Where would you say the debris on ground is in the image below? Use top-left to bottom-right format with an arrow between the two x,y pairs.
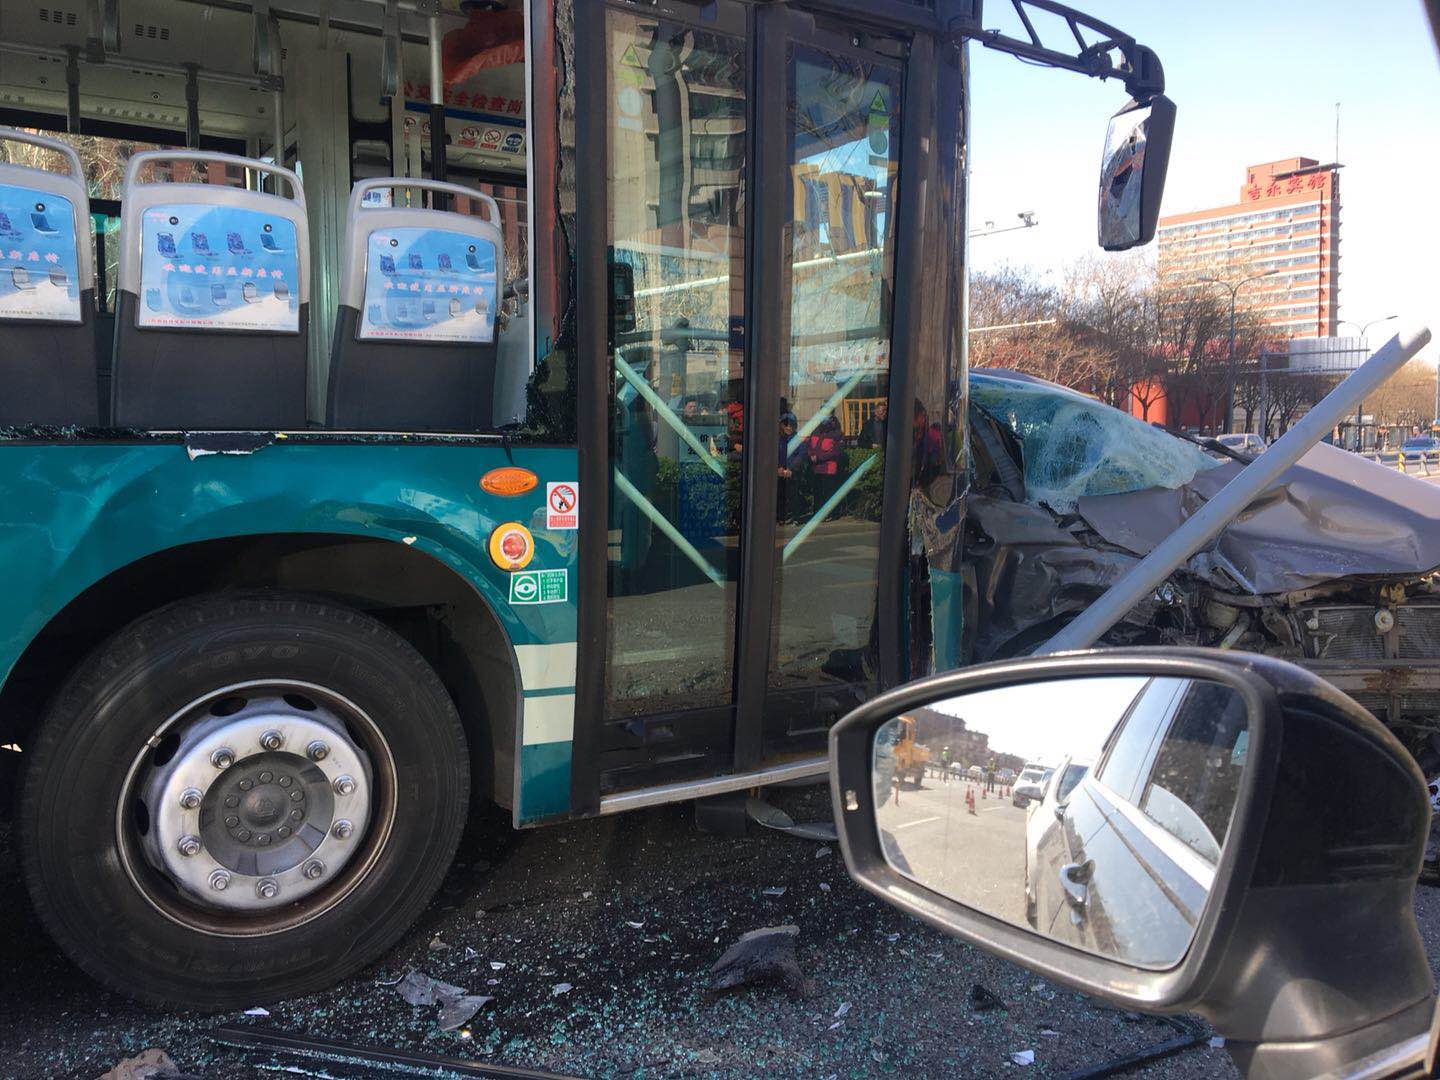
427,935 -> 451,952
695,1048 -> 721,1065
95,1048 -> 201,1080
552,982 -> 574,996
1010,1049 -> 1036,1066
708,924 -> 806,995
969,984 -> 1007,1012
762,886 -> 787,897
436,993 -> 493,1032
833,1001 -> 851,1019
395,970 -> 467,1008
394,969 -> 491,1030
242,1006 -> 269,1017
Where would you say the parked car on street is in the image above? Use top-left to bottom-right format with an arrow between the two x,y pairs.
1023,752 -> 1093,925
1400,434 -> 1440,464
1011,763 -> 1053,806
1214,432 -> 1266,456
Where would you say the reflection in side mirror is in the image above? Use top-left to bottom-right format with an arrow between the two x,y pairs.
1098,94 -> 1175,251
872,675 -> 1249,969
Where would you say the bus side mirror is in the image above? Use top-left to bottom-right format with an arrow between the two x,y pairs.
829,648 -> 1435,1077
1097,94 -> 1175,251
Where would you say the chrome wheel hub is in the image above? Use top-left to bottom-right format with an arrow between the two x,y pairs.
136,687 -> 373,914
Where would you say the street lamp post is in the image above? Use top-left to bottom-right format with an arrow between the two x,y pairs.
1339,315 -> 1399,450
969,211 -> 1038,239
1199,270 -> 1280,435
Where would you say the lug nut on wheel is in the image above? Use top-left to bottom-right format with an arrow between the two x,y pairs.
332,819 -> 354,840
257,878 -> 279,900
306,740 -> 329,761
260,729 -> 284,751
209,869 -> 231,891
333,775 -> 356,797
179,787 -> 202,810
211,747 -> 235,769
303,859 -> 325,880
177,835 -> 202,857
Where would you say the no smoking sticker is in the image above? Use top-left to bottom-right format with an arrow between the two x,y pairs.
546,482 -> 579,530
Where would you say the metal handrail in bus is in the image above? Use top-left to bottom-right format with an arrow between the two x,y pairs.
122,149 -> 305,207
781,452 -> 880,563
0,128 -> 84,185
349,177 -> 501,224
614,359 -> 726,479
611,467 -> 726,589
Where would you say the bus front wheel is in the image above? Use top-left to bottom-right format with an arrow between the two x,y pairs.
19,592 -> 470,1008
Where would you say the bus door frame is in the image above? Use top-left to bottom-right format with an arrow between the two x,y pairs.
565,0 -> 959,817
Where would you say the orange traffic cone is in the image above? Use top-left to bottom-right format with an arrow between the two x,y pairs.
966,787 -> 976,815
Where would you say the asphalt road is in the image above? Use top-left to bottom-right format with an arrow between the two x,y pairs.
877,777 -> 1031,928
0,777 -> 1243,1080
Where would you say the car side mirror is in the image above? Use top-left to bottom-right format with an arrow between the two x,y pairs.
829,649 -> 1435,1078
1098,94 -> 1175,250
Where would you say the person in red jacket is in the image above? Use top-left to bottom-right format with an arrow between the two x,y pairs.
805,413 -> 845,509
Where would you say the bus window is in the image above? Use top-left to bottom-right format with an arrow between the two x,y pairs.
768,44 -> 901,694
603,9 -> 748,718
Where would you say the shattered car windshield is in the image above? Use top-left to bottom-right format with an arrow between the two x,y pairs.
971,373 -> 1221,511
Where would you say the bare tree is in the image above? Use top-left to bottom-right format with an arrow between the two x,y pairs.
1366,360 -> 1437,434
1266,371 -> 1338,436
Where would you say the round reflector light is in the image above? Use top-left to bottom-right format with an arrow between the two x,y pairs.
488,522 -> 535,571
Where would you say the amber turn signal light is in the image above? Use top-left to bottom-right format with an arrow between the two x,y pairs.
480,467 -> 539,496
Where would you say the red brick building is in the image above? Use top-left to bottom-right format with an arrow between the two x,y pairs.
1157,157 -> 1340,339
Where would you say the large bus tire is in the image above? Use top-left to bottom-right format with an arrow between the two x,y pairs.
19,591 -> 470,1009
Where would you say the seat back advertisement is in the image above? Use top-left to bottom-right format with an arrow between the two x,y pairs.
137,203 -> 300,333
0,182 -> 82,324
359,226 -> 498,344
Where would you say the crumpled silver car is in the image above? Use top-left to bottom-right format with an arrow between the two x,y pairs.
966,369 -> 1440,843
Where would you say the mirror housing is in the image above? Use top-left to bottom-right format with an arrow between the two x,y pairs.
1098,94 -> 1175,251
831,649 -> 1434,1076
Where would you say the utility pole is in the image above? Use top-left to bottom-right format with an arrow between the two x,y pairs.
1199,270 -> 1279,435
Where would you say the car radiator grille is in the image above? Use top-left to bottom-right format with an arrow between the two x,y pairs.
1305,607 -> 1386,660
1398,606 -> 1440,659
1302,604 -> 1440,661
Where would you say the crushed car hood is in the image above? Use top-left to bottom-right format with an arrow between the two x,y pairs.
1075,442 -> 1440,594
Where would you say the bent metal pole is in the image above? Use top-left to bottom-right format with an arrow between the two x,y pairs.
1039,324 -> 1433,655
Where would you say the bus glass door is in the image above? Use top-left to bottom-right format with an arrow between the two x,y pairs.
760,17 -> 906,753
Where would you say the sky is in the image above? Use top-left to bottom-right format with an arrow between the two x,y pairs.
966,0 -> 1440,363
930,675 -> 1148,766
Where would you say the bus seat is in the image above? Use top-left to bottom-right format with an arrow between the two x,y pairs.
326,179 -> 504,432
0,129 -> 99,427
111,150 -> 309,429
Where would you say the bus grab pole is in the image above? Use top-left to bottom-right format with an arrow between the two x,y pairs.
428,9 -> 447,205
1038,325 -> 1433,656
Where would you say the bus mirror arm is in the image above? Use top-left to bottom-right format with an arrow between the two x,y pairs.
949,0 -> 1165,99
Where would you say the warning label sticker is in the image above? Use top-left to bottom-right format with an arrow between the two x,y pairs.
509,569 -> 568,605
546,482 -> 579,530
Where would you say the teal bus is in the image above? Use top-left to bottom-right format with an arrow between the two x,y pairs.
0,0 -> 1172,1005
